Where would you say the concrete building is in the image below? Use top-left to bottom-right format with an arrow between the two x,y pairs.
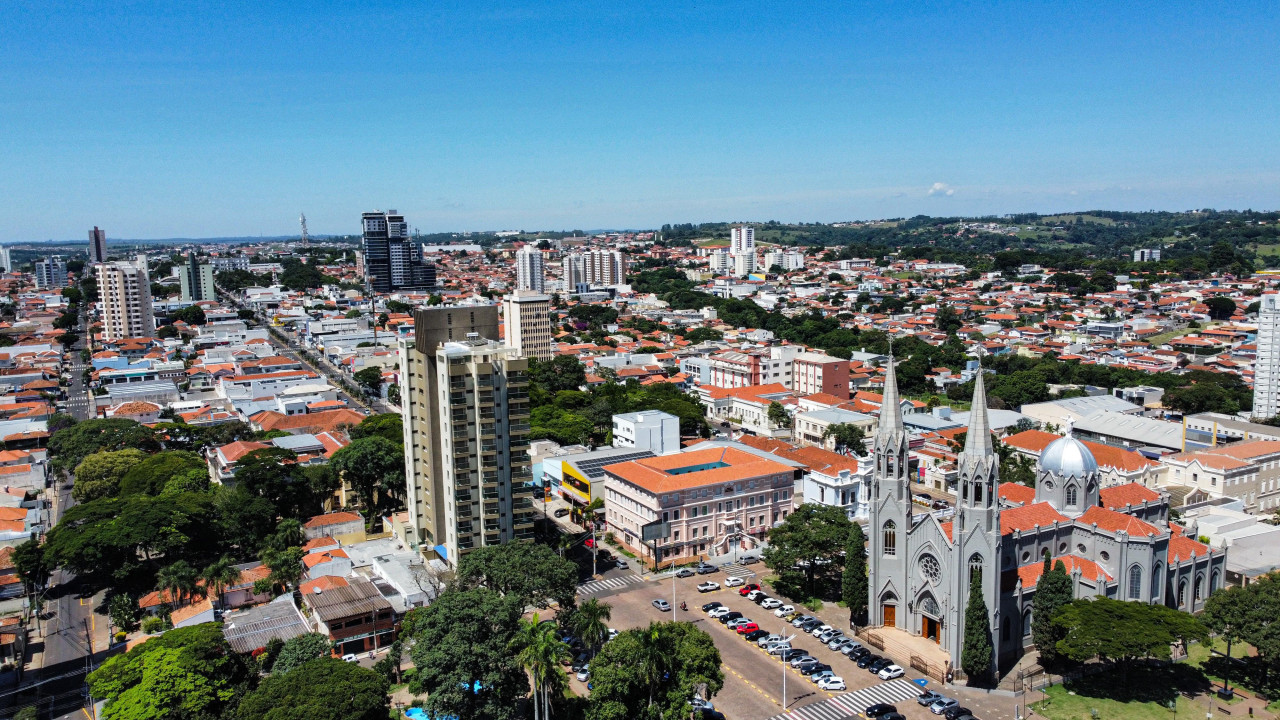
791,351 -> 851,399
398,305 -> 534,567
763,249 -> 805,272
1183,412 -> 1280,451
543,446 -> 656,510
793,408 -> 877,450
602,445 -> 799,562
708,249 -> 732,275
514,246 -> 546,293
361,210 -> 435,292
212,255 -> 251,272
502,291 -> 554,361
1159,440 -> 1280,515
0,246 -> 10,274
97,258 -> 156,341
88,226 -> 107,264
564,250 -> 626,291
612,410 -> 680,455
34,256 -> 67,289
1133,248 -> 1162,262
1254,294 -> 1280,420
179,254 -> 216,303
730,225 -> 755,257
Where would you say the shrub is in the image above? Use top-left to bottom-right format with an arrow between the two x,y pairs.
140,616 -> 166,634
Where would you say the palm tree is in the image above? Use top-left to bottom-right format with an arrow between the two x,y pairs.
571,598 -> 612,657
156,560 -> 198,607
636,623 -> 670,710
510,614 -> 571,720
202,556 -> 240,608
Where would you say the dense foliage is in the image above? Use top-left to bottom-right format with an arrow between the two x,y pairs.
764,503 -> 853,601
238,658 -> 390,720
1053,596 -> 1208,667
585,621 -> 724,720
960,573 -> 994,684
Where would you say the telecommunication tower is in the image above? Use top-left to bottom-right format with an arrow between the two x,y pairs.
300,213 -> 309,245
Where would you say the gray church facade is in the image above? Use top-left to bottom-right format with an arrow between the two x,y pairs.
868,361 -> 1227,675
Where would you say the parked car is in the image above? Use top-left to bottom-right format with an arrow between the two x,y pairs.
739,583 -> 761,596
817,676 -> 846,691
856,653 -> 882,668
752,594 -> 772,606
809,669 -> 837,684
696,581 -> 720,593
929,698 -> 959,715
826,635 -> 849,650
741,554 -> 760,564
810,624 -> 833,637
696,563 -> 718,575
917,691 -> 945,707
688,697 -> 714,713
708,606 -> 732,618
725,576 -> 746,587
675,568 -> 696,578
781,649 -> 810,663
758,633 -> 784,647
702,601 -> 724,612
554,508 -> 570,517
743,629 -> 770,642
745,589 -> 766,601
718,611 -> 744,624
817,628 -> 841,642
800,662 -> 832,676
865,704 -> 899,719
725,617 -> 752,630
341,653 -> 358,662
849,646 -> 872,661
879,664 -> 905,680
791,614 -> 815,627
800,619 -> 824,632
760,598 -> 783,609
943,706 -> 974,720
736,622 -> 760,634
774,604 -> 796,617
868,658 -> 893,674
615,558 -> 628,569
766,643 -> 792,655
576,665 -> 590,681
838,639 -> 862,655
607,628 -> 619,641
792,656 -> 819,670
652,599 -> 672,611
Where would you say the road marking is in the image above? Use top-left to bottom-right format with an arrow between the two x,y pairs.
722,661 -> 781,706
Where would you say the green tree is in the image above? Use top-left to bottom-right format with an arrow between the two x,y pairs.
272,633 -> 334,675
842,524 -> 868,625
87,623 -> 249,720
1054,597 -> 1208,671
260,547 -> 305,594
12,539 -> 49,595
118,451 -> 207,497
407,588 -> 529,720
763,503 -> 853,600
353,366 -> 383,395
235,448 -> 320,519
821,423 -> 868,456
328,436 -> 405,513
201,556 -> 240,609
1205,296 -> 1237,320
455,542 -> 579,610
586,621 -> 723,720
239,657 -> 389,720
347,413 -> 403,444
1202,574 -> 1280,685
961,571 -> 994,684
570,597 -> 613,657
372,639 -> 404,684
49,418 -> 161,472
72,449 -> 148,502
156,559 -> 200,607
1031,557 -> 1073,666
767,401 -> 792,430
510,615 -> 572,720
936,305 -> 964,335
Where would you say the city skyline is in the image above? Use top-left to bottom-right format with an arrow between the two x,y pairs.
2,2 -> 1277,241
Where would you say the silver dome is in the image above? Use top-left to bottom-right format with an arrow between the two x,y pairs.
1039,434 -> 1098,478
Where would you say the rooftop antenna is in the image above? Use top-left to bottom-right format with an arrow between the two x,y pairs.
300,213 -> 309,246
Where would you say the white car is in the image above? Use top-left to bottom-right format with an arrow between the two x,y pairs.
774,604 -> 796,617
760,598 -> 783,609
708,607 -> 732,619
608,628 -> 619,641
725,618 -> 752,630
766,643 -> 792,655
878,664 -> 905,680
810,624 -> 833,637
724,576 -> 746,587
576,665 -> 590,681
696,581 -> 720,593
817,676 -> 846,691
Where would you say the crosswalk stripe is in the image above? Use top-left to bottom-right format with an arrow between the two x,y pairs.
766,677 -> 920,720
576,574 -> 646,595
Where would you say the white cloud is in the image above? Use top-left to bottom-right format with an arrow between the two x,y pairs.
927,182 -> 955,197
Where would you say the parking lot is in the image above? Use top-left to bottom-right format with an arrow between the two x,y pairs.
566,563 -> 1015,720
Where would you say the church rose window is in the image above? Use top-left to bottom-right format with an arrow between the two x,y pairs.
919,554 -> 941,584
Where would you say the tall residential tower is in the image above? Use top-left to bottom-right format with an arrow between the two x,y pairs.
97,257 -> 155,341
1255,294 -> 1280,419
88,226 -> 108,264
361,210 -> 436,293
514,246 -> 546,293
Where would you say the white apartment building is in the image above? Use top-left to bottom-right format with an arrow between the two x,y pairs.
565,250 -> 626,291
708,249 -> 733,275
35,256 -> 68,289
1254,294 -> 1280,420
612,410 -> 680,455
734,252 -> 756,277
763,249 -> 805,272
515,246 -> 546,293
503,291 -> 554,360
97,258 -> 156,341
730,226 -> 755,256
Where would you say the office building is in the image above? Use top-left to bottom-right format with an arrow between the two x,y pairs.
361,210 -> 436,293
97,258 -> 156,341
398,305 -> 534,566
564,250 -> 626,292
612,410 -> 680,455
730,225 -> 755,256
89,226 -> 108,264
34,256 -> 68,289
179,254 -> 216,303
1254,294 -> 1280,420
502,291 -> 554,360
514,246 -> 546,293
212,255 -> 251,272
791,351 -> 851,398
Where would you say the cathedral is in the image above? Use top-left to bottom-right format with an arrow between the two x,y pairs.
867,360 -> 1227,675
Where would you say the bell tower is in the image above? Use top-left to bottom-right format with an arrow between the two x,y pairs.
868,355 -> 911,628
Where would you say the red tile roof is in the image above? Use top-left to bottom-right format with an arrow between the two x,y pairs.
1000,502 -> 1070,535
1099,483 -> 1162,510
303,511 -> 363,528
1168,534 -> 1212,563
998,482 -> 1036,506
1078,505 -> 1161,536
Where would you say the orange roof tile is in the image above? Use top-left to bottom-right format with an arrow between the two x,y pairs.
1078,505 -> 1161,536
303,511 -> 363,528
1099,483 -> 1162,510
1000,502 -> 1070,535
604,446 -> 795,493
1168,534 -> 1212,563
999,482 -> 1036,505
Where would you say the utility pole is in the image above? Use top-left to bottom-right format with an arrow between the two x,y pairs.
83,617 -> 96,719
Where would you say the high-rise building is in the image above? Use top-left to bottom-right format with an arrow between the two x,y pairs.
730,225 -> 755,256
764,249 -> 805,272
1254,294 -> 1280,419
361,210 -> 436,293
733,252 -> 756,277
34,256 -> 68,289
398,305 -> 534,566
564,250 -> 626,292
88,226 -> 108,264
97,258 -> 156,341
179,253 -> 216,302
211,255 -> 250,272
503,291 -> 554,360
1133,248 -> 1163,262
515,246 -> 546,293
708,249 -> 732,274
0,247 -> 10,274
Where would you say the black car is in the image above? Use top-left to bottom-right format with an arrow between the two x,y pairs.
879,715 -> 907,720
718,611 -> 743,624
849,646 -> 872,660
778,648 -> 808,662
944,707 -> 975,720
867,658 -> 893,674
856,653 -> 882,668
800,619 -> 823,632
554,508 -> 570,517
752,594 -> 771,605
800,662 -> 831,676
864,704 -> 898,719
701,601 -> 724,612
743,629 -> 770,642
696,564 -> 718,575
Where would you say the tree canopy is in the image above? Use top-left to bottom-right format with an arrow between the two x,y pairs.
1054,596 -> 1208,666
454,542 -> 578,610
239,658 -> 389,720
270,633 -> 333,676
50,418 -> 161,472
329,436 -> 405,515
763,503 -> 852,600
1031,557 -> 1073,666
586,621 -> 724,720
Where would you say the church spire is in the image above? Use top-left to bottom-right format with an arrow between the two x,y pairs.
878,354 -> 902,439
962,370 -> 993,457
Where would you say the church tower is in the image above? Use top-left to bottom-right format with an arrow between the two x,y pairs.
868,355 -> 911,629
947,371 -> 1002,677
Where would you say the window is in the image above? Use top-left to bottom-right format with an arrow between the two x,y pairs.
1023,609 -> 1032,637
1128,565 -> 1142,600
1066,485 -> 1078,507
883,521 -> 897,556
1211,570 -> 1221,594
1178,579 -> 1187,608
1195,575 -> 1204,602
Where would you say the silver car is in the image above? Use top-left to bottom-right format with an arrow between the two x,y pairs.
757,633 -> 784,647
766,642 -> 792,655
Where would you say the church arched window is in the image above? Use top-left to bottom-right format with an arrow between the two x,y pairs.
968,553 -> 984,584
1178,579 -> 1187,608
883,521 -> 897,556
974,481 -> 984,504
1211,570 -> 1221,594
1022,608 -> 1032,637
1127,565 -> 1142,600
1066,484 -> 1078,507
1153,562 -> 1163,600
1195,574 -> 1204,603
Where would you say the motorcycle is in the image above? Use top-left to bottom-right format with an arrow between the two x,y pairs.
680,602 -> 688,611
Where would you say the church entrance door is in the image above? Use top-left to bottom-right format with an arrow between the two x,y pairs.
883,604 -> 896,627
922,616 -> 940,643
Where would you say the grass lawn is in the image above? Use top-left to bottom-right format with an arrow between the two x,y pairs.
1030,663 -> 1212,720
697,239 -> 729,248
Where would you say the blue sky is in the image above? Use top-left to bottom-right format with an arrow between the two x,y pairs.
2,1 -> 1278,240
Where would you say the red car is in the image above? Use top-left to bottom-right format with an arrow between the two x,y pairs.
736,622 -> 760,635
584,538 -> 594,548
739,583 -> 760,596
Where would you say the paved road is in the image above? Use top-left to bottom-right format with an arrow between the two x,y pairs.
62,312 -> 92,421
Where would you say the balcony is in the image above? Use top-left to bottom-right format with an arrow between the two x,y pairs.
484,520 -> 501,533
514,529 -> 536,541
479,423 -> 496,438
454,459 -> 472,472
455,490 -> 473,503
480,443 -> 498,454
507,372 -> 528,385
457,521 -> 474,535
477,393 -> 495,406
514,513 -> 535,529
509,402 -> 530,418
484,502 -> 500,516
456,505 -> 474,519
509,422 -> 531,434
508,389 -> 529,400
511,451 -> 530,464
449,378 -> 467,390
513,497 -> 534,510
485,533 -> 500,546
449,391 -> 467,405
